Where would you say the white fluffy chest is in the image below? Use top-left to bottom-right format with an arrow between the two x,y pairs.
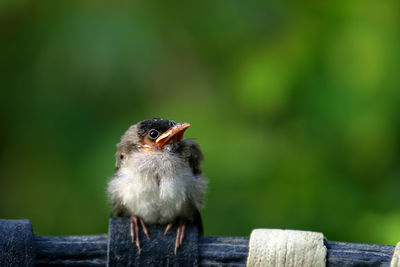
108,151 -> 199,224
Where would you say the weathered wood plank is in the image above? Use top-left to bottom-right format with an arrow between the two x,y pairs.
33,235 -> 396,266
199,236 -> 249,266
35,235 -> 108,266
325,241 -> 394,267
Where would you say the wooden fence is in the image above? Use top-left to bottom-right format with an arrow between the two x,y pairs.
0,218 -> 397,266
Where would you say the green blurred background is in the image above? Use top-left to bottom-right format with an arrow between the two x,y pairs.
1,1 -> 400,245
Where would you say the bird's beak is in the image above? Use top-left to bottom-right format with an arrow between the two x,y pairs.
155,123 -> 190,149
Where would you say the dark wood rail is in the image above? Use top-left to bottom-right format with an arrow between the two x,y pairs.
34,235 -> 395,266
0,219 -> 396,266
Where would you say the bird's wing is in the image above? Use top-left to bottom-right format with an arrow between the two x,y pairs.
111,200 -> 130,217
177,139 -> 204,175
177,139 -> 205,234
193,208 -> 204,235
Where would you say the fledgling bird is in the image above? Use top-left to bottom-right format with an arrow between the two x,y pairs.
107,118 -> 207,254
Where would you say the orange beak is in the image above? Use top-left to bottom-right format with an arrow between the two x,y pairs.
155,123 -> 190,149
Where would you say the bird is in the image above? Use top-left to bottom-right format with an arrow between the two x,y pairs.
107,118 -> 207,255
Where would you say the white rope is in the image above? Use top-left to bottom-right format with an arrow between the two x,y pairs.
391,242 -> 400,267
246,229 -> 326,267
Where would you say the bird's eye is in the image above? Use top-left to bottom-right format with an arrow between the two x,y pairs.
148,129 -> 159,139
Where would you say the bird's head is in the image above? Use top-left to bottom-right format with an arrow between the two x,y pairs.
115,118 -> 191,169
138,118 -> 190,152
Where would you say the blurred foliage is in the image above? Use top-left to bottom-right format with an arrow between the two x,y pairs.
1,0 -> 400,245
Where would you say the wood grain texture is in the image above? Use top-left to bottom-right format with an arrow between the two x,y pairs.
33,235 -> 396,266
0,219 -> 35,267
35,235 -> 108,266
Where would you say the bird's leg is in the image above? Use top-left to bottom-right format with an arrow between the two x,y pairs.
130,216 -> 141,254
130,216 -> 136,243
139,217 -> 150,240
163,218 -> 187,254
174,219 -> 186,255
179,222 -> 185,245
130,216 -> 150,254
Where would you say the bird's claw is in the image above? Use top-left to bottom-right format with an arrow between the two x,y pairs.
164,223 -> 173,235
140,217 -> 150,240
163,219 -> 186,254
133,217 -> 186,255
130,216 -> 150,254
174,220 -> 186,255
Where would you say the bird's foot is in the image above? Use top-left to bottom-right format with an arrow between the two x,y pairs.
164,219 -> 186,255
175,220 -> 186,255
164,222 -> 174,235
130,216 -> 150,255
